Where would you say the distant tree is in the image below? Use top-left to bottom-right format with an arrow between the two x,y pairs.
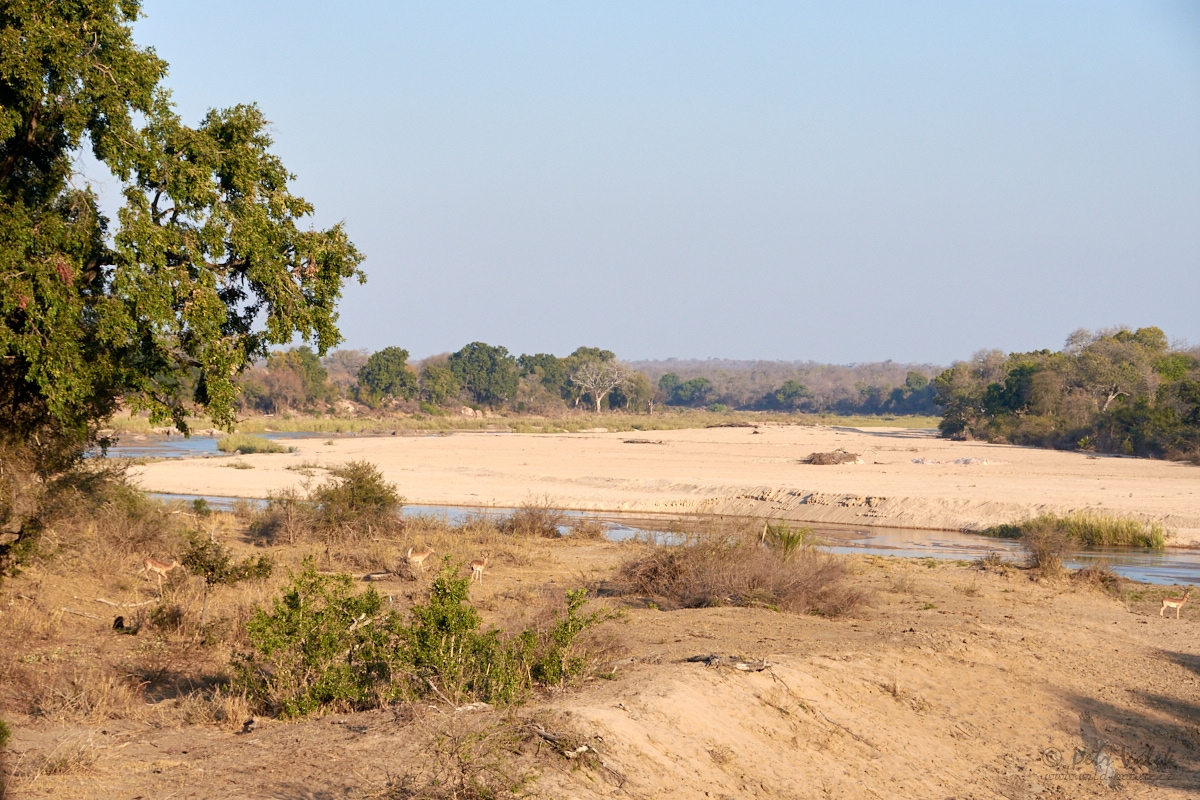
562,347 -> 616,407
279,347 -> 335,402
658,373 -> 682,397
772,379 -> 813,410
259,364 -> 304,413
323,349 -> 370,394
518,353 -> 569,397
419,362 -> 461,406
670,377 -> 713,407
905,371 -> 930,392
571,360 -> 631,412
611,371 -> 655,413
356,347 -> 417,405
1071,328 -> 1161,412
448,342 -> 518,406
567,346 -> 616,364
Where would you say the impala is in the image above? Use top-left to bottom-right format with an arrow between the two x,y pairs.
1160,589 -> 1191,619
406,546 -> 434,574
470,556 -> 488,583
138,557 -> 181,590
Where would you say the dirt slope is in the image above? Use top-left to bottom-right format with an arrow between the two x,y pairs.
6,546 -> 1197,799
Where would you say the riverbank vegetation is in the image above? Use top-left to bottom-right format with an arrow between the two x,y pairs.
226,342 -> 946,421
982,511 -> 1168,549
934,326 -> 1200,461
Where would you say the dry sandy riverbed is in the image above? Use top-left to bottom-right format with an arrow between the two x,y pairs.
134,425 -> 1200,545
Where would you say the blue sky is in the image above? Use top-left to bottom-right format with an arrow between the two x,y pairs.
119,1 -> 1200,363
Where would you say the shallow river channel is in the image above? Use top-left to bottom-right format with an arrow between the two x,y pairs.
110,434 -> 1199,586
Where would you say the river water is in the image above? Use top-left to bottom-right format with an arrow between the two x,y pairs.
116,435 -> 1198,586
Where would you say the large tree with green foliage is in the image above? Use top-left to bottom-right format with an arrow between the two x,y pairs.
356,347 -> 417,405
448,342 -> 518,406
0,2 -> 362,448
0,2 -> 363,552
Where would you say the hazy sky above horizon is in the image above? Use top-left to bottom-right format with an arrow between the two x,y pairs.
118,1 -> 1199,364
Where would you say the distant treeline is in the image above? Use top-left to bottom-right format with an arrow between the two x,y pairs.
233,345 -> 944,417
932,327 -> 1200,460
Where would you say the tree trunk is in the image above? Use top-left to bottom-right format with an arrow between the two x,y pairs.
200,580 -> 210,634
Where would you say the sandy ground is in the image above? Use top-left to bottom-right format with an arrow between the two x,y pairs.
6,541 -> 1198,799
133,425 -> 1200,545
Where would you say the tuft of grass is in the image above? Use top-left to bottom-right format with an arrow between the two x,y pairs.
888,569 -> 919,595
763,521 -> 817,562
216,434 -> 286,454
981,512 -> 1167,549
1071,563 -> 1123,596
223,460 -> 254,470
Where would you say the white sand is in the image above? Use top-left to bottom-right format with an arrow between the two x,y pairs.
133,424 -> 1200,545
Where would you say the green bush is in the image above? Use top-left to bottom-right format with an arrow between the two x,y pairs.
217,434 -> 287,454
182,530 -> 274,586
310,460 -> 404,539
236,559 -> 614,717
237,561 -> 403,717
0,716 -> 8,798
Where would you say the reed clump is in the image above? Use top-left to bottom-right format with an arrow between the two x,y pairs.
216,434 -> 287,454
982,512 -> 1167,549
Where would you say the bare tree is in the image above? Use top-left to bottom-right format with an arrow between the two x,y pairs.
571,361 -> 631,412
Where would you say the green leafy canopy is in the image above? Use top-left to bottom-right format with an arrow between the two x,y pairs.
0,1 -> 365,459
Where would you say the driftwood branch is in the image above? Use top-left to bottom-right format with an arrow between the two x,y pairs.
685,654 -> 770,671
91,597 -> 157,608
60,607 -> 103,620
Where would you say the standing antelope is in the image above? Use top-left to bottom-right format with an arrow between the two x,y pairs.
470,556 -> 488,583
1160,588 -> 1191,619
406,546 -> 433,574
138,557 -> 181,590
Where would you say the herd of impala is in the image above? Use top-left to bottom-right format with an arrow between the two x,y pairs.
136,545 -> 489,593
141,548 -> 1190,619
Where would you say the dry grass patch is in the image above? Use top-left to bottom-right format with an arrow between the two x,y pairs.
616,534 -> 869,616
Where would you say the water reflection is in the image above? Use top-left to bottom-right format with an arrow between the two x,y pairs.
103,432 -> 327,460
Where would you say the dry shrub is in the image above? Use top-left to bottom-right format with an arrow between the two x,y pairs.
248,486 -> 316,544
370,714 -> 534,800
498,499 -> 565,538
567,517 -> 608,540
14,732 -> 104,782
1021,523 -> 1073,577
248,461 -> 403,544
25,663 -> 147,723
617,539 -> 868,616
888,569 -> 919,595
804,450 -> 860,465
1072,563 -> 1123,596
